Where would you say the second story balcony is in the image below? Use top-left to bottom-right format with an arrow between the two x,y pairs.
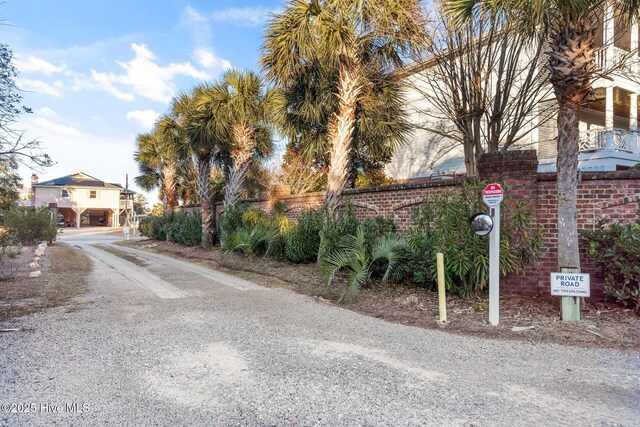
579,128 -> 639,154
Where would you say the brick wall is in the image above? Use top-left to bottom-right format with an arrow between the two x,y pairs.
209,150 -> 639,298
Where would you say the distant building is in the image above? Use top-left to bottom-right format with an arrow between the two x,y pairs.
31,172 -> 134,228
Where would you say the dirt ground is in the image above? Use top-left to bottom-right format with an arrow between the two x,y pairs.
0,243 -> 92,320
118,239 -> 639,350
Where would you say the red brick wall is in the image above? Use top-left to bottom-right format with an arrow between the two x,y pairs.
210,150 -> 640,298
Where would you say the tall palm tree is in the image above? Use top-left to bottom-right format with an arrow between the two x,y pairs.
446,0 -> 640,273
262,0 -> 427,214
211,69 -> 273,208
171,90 -> 225,249
133,124 -> 180,214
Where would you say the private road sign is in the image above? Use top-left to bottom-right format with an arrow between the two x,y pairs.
550,272 -> 591,297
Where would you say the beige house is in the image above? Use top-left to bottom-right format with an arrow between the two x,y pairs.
387,5 -> 639,179
31,172 -> 130,228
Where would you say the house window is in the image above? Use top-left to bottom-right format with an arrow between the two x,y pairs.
90,190 -> 97,199
61,189 -> 69,198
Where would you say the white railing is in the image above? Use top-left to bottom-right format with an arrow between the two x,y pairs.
579,128 -> 639,153
593,46 -> 635,70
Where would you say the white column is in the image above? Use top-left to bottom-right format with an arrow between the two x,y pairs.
605,86 -> 615,148
632,20 -> 639,74
604,4 -> 615,67
631,93 -> 639,153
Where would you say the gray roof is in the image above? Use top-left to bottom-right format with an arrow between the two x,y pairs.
34,172 -> 124,189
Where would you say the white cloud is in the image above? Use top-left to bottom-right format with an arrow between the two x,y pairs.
126,109 -> 160,130
30,117 -> 83,138
194,49 -> 232,70
18,78 -> 62,97
180,6 -> 232,73
90,69 -> 135,101
210,7 -> 272,26
37,107 -> 58,118
14,55 -> 66,75
181,6 -> 212,47
89,43 -> 210,103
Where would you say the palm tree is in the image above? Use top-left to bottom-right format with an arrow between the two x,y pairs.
171,90 -> 225,249
213,69 -> 274,208
133,123 -> 180,215
446,0 -> 640,274
262,0 -> 427,214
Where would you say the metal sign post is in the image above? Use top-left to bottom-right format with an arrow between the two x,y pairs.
482,183 -> 504,326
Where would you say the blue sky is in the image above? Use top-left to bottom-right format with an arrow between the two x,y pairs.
2,0 -> 283,204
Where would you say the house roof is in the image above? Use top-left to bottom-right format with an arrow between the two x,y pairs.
34,172 -> 124,189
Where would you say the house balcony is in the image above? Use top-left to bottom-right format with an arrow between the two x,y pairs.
577,128 -> 640,171
539,128 -> 640,172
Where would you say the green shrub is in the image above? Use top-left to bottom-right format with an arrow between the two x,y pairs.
139,215 -> 168,240
167,212 -> 201,246
4,207 -> 58,245
285,209 -> 323,263
0,226 -> 19,261
407,180 -> 543,297
582,221 -> 640,313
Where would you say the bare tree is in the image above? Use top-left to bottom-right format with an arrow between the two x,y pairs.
0,44 -> 52,171
406,1 -> 553,175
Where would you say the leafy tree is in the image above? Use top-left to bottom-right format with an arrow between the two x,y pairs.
446,0 -> 640,277
151,203 -> 164,216
133,193 -> 149,215
0,160 -> 21,213
0,44 -> 51,217
262,0 -> 427,214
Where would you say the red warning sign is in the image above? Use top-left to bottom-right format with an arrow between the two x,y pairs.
482,183 -> 504,207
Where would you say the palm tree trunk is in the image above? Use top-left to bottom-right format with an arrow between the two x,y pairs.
198,150 -> 213,249
549,16 -> 597,271
224,124 -> 254,208
325,62 -> 361,215
556,103 -> 581,270
163,161 -> 177,214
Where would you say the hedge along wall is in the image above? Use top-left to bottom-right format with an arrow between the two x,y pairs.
212,150 -> 640,298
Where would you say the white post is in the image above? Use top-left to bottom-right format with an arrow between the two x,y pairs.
605,86 -> 615,148
489,205 -> 500,326
631,93 -> 639,153
631,20 -> 639,74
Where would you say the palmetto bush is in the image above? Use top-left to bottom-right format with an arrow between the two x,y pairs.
321,225 -> 406,303
221,205 -> 289,258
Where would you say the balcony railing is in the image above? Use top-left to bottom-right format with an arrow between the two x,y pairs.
594,46 -> 636,70
579,128 -> 639,154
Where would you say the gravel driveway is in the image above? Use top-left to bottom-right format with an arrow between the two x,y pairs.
1,229 -> 638,426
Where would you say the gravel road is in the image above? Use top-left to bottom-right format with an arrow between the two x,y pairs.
0,229 -> 638,426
